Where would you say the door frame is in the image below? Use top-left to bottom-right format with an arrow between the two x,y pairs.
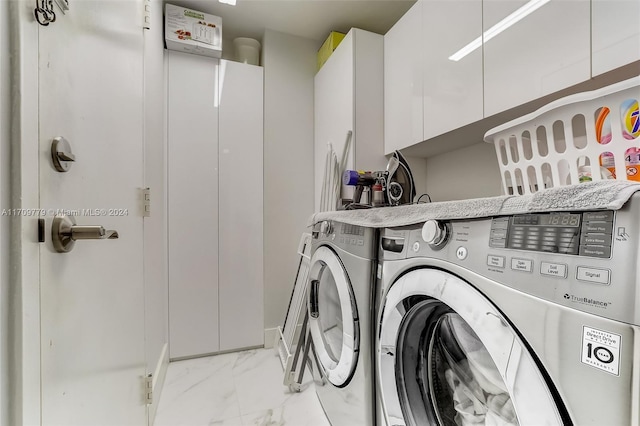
8,1 -> 43,424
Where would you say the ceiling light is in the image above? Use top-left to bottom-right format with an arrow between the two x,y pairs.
219,0 -> 236,5
449,0 -> 550,61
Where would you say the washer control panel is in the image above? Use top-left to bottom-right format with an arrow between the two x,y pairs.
489,211 -> 613,258
380,195 -> 640,324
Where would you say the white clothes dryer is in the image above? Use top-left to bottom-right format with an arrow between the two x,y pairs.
308,220 -> 377,426
376,197 -> 640,425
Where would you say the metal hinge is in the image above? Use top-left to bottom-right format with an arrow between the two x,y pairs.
143,187 -> 151,217
144,374 -> 153,405
143,0 -> 151,30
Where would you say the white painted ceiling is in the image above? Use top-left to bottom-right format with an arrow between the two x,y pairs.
166,0 -> 416,45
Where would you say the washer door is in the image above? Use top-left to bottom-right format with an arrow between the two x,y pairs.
308,246 -> 359,387
378,268 -> 566,426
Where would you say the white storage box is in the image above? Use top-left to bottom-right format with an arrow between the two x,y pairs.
165,4 -> 222,58
485,77 -> 640,195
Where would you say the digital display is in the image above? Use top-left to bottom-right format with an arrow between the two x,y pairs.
513,213 -> 581,227
540,213 -> 581,227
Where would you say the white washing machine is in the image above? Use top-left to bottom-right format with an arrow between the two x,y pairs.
376,196 -> 640,425
308,220 -> 377,426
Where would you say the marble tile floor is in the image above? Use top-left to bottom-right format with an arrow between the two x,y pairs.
154,348 -> 331,426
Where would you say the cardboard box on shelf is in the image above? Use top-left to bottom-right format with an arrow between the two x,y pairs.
317,31 -> 346,71
165,4 -> 222,58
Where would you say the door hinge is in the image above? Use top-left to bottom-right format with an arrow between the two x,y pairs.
143,187 -> 151,217
144,373 -> 153,405
143,0 -> 151,30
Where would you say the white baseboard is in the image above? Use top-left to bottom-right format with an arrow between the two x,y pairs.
263,327 -> 279,349
147,343 -> 169,426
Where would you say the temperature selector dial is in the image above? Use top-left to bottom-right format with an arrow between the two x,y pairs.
421,220 -> 449,250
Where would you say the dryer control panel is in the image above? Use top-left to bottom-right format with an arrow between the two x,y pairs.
489,211 -> 613,258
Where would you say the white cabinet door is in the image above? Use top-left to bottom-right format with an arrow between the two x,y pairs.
314,32 -> 354,211
483,0 -> 590,116
592,0 -> 640,77
423,0 -> 483,140
384,2 -> 423,153
218,60 -> 264,351
167,51 -> 220,359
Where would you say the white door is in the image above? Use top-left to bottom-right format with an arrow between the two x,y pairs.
38,1 -> 146,424
307,246 -> 359,387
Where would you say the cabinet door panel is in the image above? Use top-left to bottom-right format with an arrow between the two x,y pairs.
218,60 -> 264,351
592,0 -> 640,77
423,0 -> 483,139
168,51 -> 220,358
483,0 -> 590,116
314,32 -> 354,211
384,2 -> 423,153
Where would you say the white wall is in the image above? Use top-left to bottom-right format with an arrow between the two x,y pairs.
424,142 -> 503,201
144,0 -> 169,421
403,156 -> 428,202
262,30 -> 316,335
0,0 -> 9,423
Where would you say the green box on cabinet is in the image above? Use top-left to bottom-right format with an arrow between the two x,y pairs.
317,31 -> 346,71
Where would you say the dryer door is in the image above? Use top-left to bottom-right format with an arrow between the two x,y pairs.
308,246 -> 359,387
378,268 -> 567,426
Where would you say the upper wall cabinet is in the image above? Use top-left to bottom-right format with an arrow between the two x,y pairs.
423,0 -> 483,140
483,0 -> 591,117
384,0 -> 483,154
592,0 -> 640,77
384,2 -> 423,153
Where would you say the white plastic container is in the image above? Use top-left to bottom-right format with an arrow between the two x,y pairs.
233,38 -> 261,66
484,76 -> 640,195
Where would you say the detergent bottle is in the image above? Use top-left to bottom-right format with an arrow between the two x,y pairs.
621,99 -> 640,140
625,147 -> 640,181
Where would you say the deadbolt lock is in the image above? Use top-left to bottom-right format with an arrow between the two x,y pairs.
51,136 -> 76,172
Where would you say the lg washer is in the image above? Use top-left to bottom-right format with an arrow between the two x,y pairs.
307,220 -> 377,426
375,195 -> 640,425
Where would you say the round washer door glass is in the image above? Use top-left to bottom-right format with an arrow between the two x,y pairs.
308,246 -> 359,387
378,268 -> 565,426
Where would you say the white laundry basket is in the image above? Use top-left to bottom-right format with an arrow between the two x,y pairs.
484,77 -> 640,195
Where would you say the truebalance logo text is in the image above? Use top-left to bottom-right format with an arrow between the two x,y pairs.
564,293 -> 609,308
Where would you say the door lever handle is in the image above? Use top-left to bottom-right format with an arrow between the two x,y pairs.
52,214 -> 119,253
68,225 -> 119,240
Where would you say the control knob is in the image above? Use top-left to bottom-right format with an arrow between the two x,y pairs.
320,220 -> 333,236
421,220 -> 449,249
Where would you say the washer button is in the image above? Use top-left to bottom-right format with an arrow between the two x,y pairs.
456,247 -> 468,260
487,255 -> 505,268
576,267 -> 610,285
540,262 -> 567,278
413,242 -> 420,252
511,258 -> 533,272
